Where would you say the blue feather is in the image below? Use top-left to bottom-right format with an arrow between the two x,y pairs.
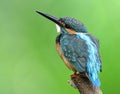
59,33 -> 101,87
77,33 -> 101,87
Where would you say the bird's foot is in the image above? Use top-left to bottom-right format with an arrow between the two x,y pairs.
71,72 -> 80,78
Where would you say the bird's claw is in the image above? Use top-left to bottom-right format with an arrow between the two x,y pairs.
71,72 -> 80,78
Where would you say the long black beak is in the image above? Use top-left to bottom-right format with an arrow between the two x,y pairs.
36,11 -> 63,27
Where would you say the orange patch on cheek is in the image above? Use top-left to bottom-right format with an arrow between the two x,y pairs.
65,28 -> 77,34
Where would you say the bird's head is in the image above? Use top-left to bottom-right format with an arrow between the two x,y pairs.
36,11 -> 87,34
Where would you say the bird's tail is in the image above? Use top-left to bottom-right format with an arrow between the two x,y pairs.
88,74 -> 101,87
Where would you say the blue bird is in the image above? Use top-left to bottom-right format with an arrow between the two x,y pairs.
36,11 -> 102,87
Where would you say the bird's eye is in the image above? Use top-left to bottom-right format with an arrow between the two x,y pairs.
65,24 -> 70,28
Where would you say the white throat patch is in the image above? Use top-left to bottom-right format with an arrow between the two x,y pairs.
55,24 -> 61,32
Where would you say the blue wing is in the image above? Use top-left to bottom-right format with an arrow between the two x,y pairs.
59,33 -> 102,87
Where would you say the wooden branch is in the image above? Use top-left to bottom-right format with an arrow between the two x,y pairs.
71,75 -> 102,94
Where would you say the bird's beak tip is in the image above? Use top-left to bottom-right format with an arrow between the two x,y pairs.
36,10 -> 42,15
36,10 -> 38,13
36,10 -> 63,27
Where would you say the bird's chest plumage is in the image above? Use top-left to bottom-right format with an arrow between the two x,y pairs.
56,34 -> 77,72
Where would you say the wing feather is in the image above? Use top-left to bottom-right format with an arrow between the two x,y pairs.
60,34 -> 88,72
59,33 -> 102,87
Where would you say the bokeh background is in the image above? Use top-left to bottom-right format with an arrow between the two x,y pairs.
0,0 -> 120,94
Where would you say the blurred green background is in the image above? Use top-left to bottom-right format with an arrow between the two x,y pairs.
0,0 -> 120,94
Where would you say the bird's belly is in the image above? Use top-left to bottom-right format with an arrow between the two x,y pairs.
56,43 -> 76,72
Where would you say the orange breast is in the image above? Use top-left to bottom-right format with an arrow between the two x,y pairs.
56,42 -> 76,72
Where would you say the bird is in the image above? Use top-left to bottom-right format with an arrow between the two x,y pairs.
36,11 -> 102,87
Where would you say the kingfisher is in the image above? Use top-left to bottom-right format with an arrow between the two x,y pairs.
36,11 -> 102,87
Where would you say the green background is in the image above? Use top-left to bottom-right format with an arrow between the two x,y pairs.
0,0 -> 120,94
